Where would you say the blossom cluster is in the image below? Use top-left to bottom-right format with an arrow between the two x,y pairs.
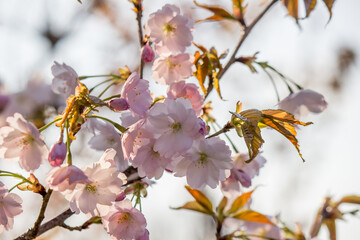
0,2 -> 330,240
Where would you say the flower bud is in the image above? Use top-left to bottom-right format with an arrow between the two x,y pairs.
0,94 -> 9,113
108,98 -> 130,112
48,142 -> 67,167
198,118 -> 208,135
141,43 -> 155,63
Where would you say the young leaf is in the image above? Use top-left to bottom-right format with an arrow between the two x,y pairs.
304,0 -> 317,17
173,201 -> 213,215
194,1 -> 237,23
227,189 -> 255,215
322,0 -> 335,20
338,195 -> 360,205
217,197 -> 228,217
212,72 -> 222,99
232,210 -> 274,225
282,0 -> 299,23
260,109 -> 312,162
185,186 -> 214,214
231,110 -> 264,163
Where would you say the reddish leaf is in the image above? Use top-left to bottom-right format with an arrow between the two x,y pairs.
173,201 -> 213,215
339,195 -> 360,205
322,0 -> 335,20
232,210 -> 274,225
304,0 -> 317,17
194,1 -> 236,22
282,0 -> 299,23
185,186 -> 214,214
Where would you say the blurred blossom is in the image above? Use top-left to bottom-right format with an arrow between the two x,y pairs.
152,53 -> 195,85
51,61 -> 79,97
147,4 -> 194,55
141,43 -> 155,63
0,113 -> 48,172
0,94 -> 9,113
0,181 -> 23,234
278,89 -> 328,118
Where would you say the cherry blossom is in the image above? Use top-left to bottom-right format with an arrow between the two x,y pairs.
278,89 -> 328,117
146,98 -> 201,158
46,164 -> 88,193
88,119 -> 128,171
0,113 -> 48,172
51,61 -> 79,97
66,150 -> 127,216
121,118 -> 147,161
121,73 -> 152,117
102,199 -> 147,240
152,54 -> 194,85
0,181 -> 23,234
167,81 -> 204,115
174,137 -> 232,189
147,4 -> 194,55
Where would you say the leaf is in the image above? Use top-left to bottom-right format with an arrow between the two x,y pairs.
304,0 -> 317,17
231,110 -> 264,162
227,189 -> 255,215
322,0 -> 335,20
173,201 -> 213,215
185,186 -> 214,214
324,219 -> 337,240
232,210 -> 274,225
339,195 -> 360,205
194,1 -> 236,22
260,109 -> 312,162
282,0 -> 299,23
212,71 -> 222,99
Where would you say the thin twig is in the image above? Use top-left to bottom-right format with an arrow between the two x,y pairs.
135,1 -> 145,78
206,122 -> 234,139
205,0 -> 278,100
60,216 -> 99,231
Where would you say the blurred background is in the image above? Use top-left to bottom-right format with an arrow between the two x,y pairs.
0,0 -> 359,239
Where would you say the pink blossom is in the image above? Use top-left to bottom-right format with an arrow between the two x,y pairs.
131,137 -> 175,180
167,81 -> 204,115
147,4 -> 194,55
108,98 -> 130,112
147,98 -> 201,158
121,118 -> 147,161
198,118 -> 208,135
221,153 -> 266,196
141,43 -> 155,63
66,150 -> 127,216
121,73 -> 152,117
48,141 -> 67,167
102,199 -> 147,240
46,164 -> 88,193
0,113 -> 49,172
152,54 -> 195,85
51,61 -> 79,97
278,89 -> 328,117
0,181 -> 23,233
174,137 -> 233,189
88,119 -> 128,171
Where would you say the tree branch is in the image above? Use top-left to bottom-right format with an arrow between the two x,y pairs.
135,1 -> 145,78
205,0 -> 278,99
206,122 -> 234,139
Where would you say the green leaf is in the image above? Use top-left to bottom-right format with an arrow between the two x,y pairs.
217,197 -> 228,216
227,190 -> 255,215
232,210 -> 274,225
173,201 -> 213,215
185,186 -> 214,214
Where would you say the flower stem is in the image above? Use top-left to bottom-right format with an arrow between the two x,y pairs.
86,115 -> 127,133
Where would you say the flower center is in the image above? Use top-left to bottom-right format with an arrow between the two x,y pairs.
117,212 -> 133,224
22,134 -> 34,145
163,24 -> 175,34
171,122 -> 182,133
198,153 -> 208,166
85,183 -> 97,194
166,59 -> 178,70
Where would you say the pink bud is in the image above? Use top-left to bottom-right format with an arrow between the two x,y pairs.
115,192 -> 126,202
48,142 -> 67,167
198,118 -> 208,135
141,43 -> 155,63
108,98 -> 130,112
232,169 -> 252,188
0,94 -> 9,112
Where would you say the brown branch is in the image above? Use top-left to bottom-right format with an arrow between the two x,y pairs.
60,216 -> 100,232
135,1 -> 145,78
204,0 -> 278,100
